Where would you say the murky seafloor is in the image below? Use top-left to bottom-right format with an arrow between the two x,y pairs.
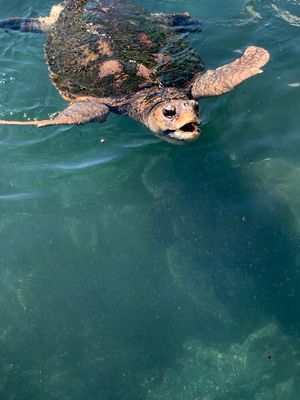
0,0 -> 300,399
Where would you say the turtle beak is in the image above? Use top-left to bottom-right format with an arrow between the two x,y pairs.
162,120 -> 201,144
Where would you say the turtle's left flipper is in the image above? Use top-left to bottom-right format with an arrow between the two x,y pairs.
0,18 -> 45,33
0,99 -> 110,127
0,4 -> 64,33
152,12 -> 202,33
191,46 -> 270,98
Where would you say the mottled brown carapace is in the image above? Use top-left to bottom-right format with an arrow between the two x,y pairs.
98,60 -> 123,79
138,33 -> 153,48
97,39 -> 114,57
45,0 -> 204,98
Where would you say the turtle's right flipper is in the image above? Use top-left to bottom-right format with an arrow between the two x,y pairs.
0,99 -> 110,127
152,12 -> 202,33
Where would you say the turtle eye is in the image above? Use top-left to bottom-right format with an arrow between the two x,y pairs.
163,105 -> 177,118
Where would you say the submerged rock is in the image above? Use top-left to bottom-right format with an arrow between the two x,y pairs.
143,323 -> 300,400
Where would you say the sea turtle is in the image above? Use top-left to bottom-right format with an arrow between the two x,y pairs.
0,0 -> 269,144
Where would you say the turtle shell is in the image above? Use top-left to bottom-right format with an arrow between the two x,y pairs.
45,0 -> 204,99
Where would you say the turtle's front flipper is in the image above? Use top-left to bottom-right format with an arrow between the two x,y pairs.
0,18 -> 44,33
0,99 -> 110,127
191,46 -> 270,98
0,4 -> 64,33
152,12 -> 202,33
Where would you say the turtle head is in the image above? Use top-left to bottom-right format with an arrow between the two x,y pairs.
147,99 -> 200,144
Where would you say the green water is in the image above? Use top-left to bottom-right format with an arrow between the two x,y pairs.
1,0 -> 300,399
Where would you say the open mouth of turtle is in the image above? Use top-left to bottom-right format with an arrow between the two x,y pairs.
162,121 -> 200,143
179,122 -> 199,133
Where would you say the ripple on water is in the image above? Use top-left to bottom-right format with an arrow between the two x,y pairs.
54,153 -> 119,172
0,192 -> 40,201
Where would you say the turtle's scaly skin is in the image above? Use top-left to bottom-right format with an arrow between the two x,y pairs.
46,0 -> 204,99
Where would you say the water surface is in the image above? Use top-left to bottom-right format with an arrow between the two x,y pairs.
1,0 -> 300,399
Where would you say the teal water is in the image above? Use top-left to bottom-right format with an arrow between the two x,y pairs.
1,0 -> 300,399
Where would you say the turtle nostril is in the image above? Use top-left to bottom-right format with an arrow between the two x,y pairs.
163,105 -> 176,118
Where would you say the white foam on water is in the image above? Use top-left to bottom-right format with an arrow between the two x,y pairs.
271,3 -> 300,26
245,0 -> 300,27
246,4 -> 263,19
